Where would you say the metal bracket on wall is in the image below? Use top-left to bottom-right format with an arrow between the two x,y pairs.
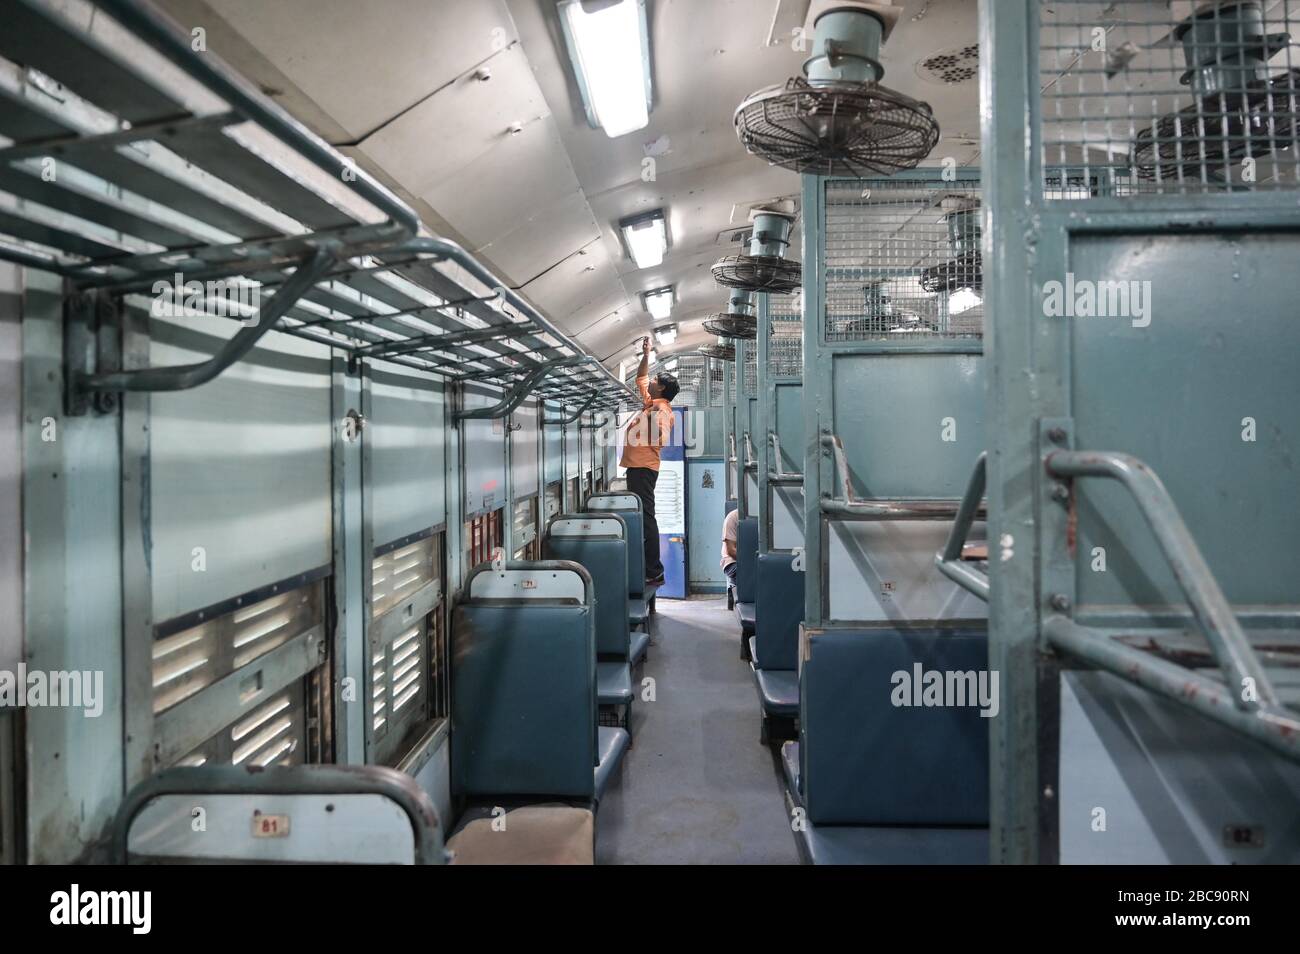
767,431 -> 803,483
63,289 -> 121,416
67,248 -> 337,404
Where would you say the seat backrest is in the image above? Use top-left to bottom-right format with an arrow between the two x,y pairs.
584,493 -> 644,597
544,515 -> 630,659
114,764 -> 447,864
735,516 -> 759,603
753,552 -> 802,670
800,625 -> 990,826
452,562 -> 597,800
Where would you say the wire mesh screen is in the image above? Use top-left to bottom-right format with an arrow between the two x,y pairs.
709,359 -> 725,403
1039,0 -> 1300,197
767,291 -> 803,377
742,347 -> 758,395
670,356 -> 707,397
824,179 -> 983,342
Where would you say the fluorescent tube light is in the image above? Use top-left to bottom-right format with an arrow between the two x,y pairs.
621,210 -> 668,269
948,287 -> 982,315
558,0 -> 652,138
654,324 -> 677,346
643,285 -> 674,321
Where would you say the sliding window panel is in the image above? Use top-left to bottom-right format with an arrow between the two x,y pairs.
149,315 -> 333,621
370,362 -> 446,544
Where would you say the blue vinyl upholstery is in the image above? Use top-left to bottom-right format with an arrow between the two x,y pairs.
630,630 -> 650,668
734,516 -> 759,603
753,552 -> 802,671
755,668 -> 799,716
451,597 -> 597,800
736,600 -> 756,635
800,626 -> 991,826
595,727 -> 630,801
545,522 -> 630,660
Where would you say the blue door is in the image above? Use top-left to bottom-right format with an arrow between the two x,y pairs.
687,457 -> 727,593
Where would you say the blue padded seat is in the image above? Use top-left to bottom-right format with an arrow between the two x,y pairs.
545,515 -> 631,709
734,516 -> 759,604
451,568 -> 597,801
735,601 -> 756,635
753,552 -> 802,671
800,625 -> 991,826
747,635 -> 756,660
755,668 -> 799,716
788,806 -> 989,865
629,630 -> 649,668
597,661 -> 632,705
583,494 -> 650,632
594,726 -> 630,801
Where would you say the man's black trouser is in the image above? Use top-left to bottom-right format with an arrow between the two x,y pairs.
625,466 -> 663,581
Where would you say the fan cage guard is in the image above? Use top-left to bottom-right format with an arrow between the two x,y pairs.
698,343 -> 736,362
703,313 -> 759,339
823,178 -> 984,343
1037,0 -> 1300,197
711,253 -> 803,293
735,76 -> 941,178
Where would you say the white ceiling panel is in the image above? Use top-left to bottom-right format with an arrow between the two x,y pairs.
359,42 -> 551,198
194,0 -> 518,141
475,189 -> 602,285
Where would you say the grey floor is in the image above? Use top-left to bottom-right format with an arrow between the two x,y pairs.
594,595 -> 800,864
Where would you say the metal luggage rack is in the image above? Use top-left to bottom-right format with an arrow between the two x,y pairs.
0,0 -> 634,414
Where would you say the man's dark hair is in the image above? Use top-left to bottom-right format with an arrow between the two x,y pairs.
656,372 -> 679,402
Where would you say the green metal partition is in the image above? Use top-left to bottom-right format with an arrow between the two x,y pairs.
756,290 -> 804,553
981,0 -> 1300,864
801,171 -> 988,628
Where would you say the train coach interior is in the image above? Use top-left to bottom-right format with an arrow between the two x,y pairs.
1,0 -> 1299,867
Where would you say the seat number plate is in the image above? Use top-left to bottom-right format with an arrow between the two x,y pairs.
252,812 -> 291,838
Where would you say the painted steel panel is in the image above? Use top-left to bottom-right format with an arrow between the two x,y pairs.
369,362 -> 445,547
462,386 -> 506,516
1069,233 -> 1300,609
149,317 -> 333,622
772,485 -> 804,549
830,353 -> 985,499
0,264 -> 19,674
774,383 -> 803,474
1059,671 -> 1300,864
827,521 -> 988,623
511,399 -> 540,500
687,458 -> 727,586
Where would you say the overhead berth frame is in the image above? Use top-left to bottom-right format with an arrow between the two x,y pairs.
0,0 -> 635,413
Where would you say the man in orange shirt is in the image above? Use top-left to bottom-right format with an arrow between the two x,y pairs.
620,336 -> 677,588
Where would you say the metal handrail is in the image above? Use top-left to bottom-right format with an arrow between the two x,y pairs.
819,434 -> 978,520
743,431 -> 758,473
1045,450 -> 1280,712
935,452 -> 990,601
768,432 -> 803,483
544,394 -> 598,425
728,433 -> 738,464
457,357 -> 591,420
111,763 -> 447,864
78,248 -> 337,393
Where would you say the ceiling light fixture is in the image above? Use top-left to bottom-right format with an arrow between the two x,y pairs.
558,0 -> 653,138
654,324 -> 677,346
620,209 -> 669,269
643,285 -> 675,321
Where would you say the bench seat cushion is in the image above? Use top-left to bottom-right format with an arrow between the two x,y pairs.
788,804 -> 988,866
736,601 -> 756,635
629,630 -> 649,668
629,598 -> 649,628
596,661 -> 633,705
448,805 -> 594,865
594,726 -> 630,800
755,667 -> 799,716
